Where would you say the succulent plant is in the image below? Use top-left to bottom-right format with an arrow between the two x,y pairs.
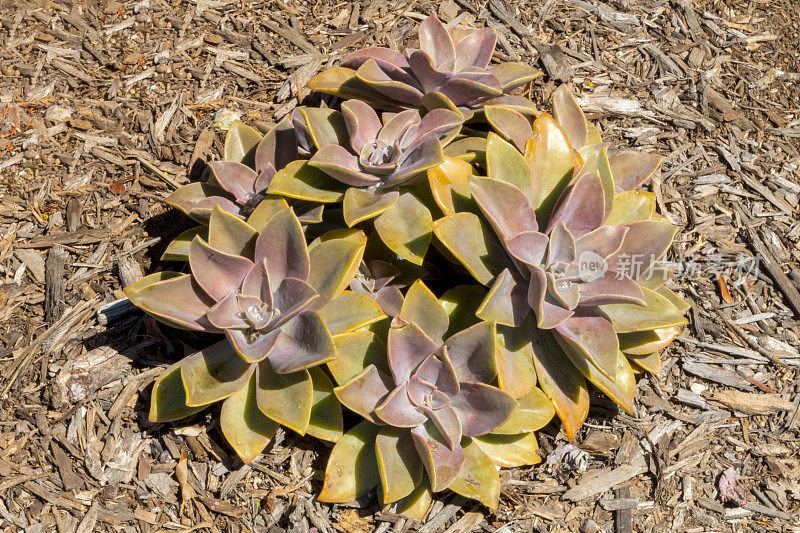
319,281 -> 526,514
126,206 -> 381,462
433,86 -> 688,439
308,15 -> 541,117
272,99 -> 462,264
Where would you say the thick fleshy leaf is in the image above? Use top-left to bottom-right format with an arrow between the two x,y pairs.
393,481 -> 432,520
609,151 -> 664,191
246,196 -> 290,231
443,135 -> 486,164
619,326 -> 681,356
166,182 -> 231,219
399,280 -> 449,343
329,331 -> 388,385
439,75 -> 503,107
254,115 -> 297,185
226,327 -> 281,364
188,237 -> 253,301
554,313 -> 619,380
484,105 -> 533,153
254,207 -> 310,285
384,137 -> 445,187
307,67 -> 400,109
576,144 -> 615,221
470,175 -> 538,242
565,348 -> 635,413
424,404 -> 462,451
318,421 -> 382,503
454,27 -> 496,70
411,422 -> 465,492
546,171 -> 605,238
180,340 -> 252,407
269,160 -> 345,203
220,373 -> 279,463
530,325 -> 589,441
546,221 -> 576,265
376,427 -> 424,504
448,437 -> 500,509
476,269 -> 530,327
600,286 -> 688,333
319,291 -> 387,336
432,212 -> 507,285
440,285 -> 485,337
308,233 -> 367,301
403,109 -> 462,154
527,266 -> 574,330
493,386 -> 555,434
574,225 -> 627,260
605,220 -> 677,279
374,192 -> 433,265
356,60 -> 425,105
527,113 -> 577,216
374,383 -> 428,427
208,206 -> 257,256
161,226 -> 208,262
208,161 -> 258,203
418,15 -> 456,68
579,271 -> 646,306
505,231 -> 549,267
387,322 -> 439,384
299,107 -> 349,150
224,121 -> 262,164
124,272 -> 216,332
334,365 -> 393,423
149,363 -> 204,423
341,46 -> 411,70
343,188 -> 399,227
552,86 -> 588,150
485,133 -> 531,194
443,321 -> 496,383
255,362 -> 313,434
341,100 -> 382,153
474,432 -> 541,468
267,312 -> 335,373
306,366 -> 344,442
587,123 -> 603,145
451,382 -> 517,436
491,62 -> 542,91
495,323 -> 537,399
626,351 -> 662,373
604,190 -> 655,225
427,156 -> 474,216
312,144 -> 382,187
656,285 -> 691,313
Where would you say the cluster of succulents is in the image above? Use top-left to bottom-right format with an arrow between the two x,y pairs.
126,15 -> 687,519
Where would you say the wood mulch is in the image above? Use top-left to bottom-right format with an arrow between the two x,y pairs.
1,0 -> 799,531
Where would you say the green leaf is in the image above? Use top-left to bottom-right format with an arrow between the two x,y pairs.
398,280 -> 448,342
427,156 -> 475,217
449,438 -> 501,509
493,387 -> 554,434
308,233 -> 367,301
530,324 -> 588,441
486,132 -> 531,195
577,144 -> 614,219
495,323 -> 537,399
375,427 -> 423,504
300,107 -> 348,149
440,285 -> 486,337
432,212 -> 507,285
307,67 -> 398,108
161,226 -> 208,262
656,285 -> 691,313
619,326 -> 681,356
208,206 -> 257,256
319,291 -> 387,336
255,362 -> 313,435
604,190 -> 655,225
564,349 -> 635,413
328,331 -> 388,385
392,481 -> 432,520
269,160 -> 345,203
180,340 -> 253,407
474,432 -> 541,468
225,121 -> 262,165
443,136 -> 487,166
626,351 -> 661,373
374,192 -> 433,266
166,182 -> 229,219
526,113 -> 576,219
306,367 -> 344,443
318,421 -> 381,503
246,197 -> 290,231
600,286 -> 688,334
149,363 -> 204,423
343,188 -> 399,227
220,373 -> 279,463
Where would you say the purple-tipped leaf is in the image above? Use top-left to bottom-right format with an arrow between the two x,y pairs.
609,151 -> 664,191
387,321 -> 439,384
451,382 -> 517,436
254,208 -> 310,285
374,383 -> 428,427
470,176 -> 538,240
334,365 -> 394,424
476,268 -> 531,327
309,144 -> 382,187
267,312 -> 335,374
546,171 -> 605,238
188,237 -> 254,301
418,16 -> 456,69
411,422 -> 465,492
341,100 -> 383,154
454,28 -> 496,70
554,313 -> 620,379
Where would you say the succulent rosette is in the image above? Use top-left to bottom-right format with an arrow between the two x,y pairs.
271,98 -> 462,264
318,280 -> 538,515
308,15 -> 541,117
433,86 -> 689,439
125,206 -> 385,462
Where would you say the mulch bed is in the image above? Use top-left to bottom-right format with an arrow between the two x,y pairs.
1,0 -> 799,531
